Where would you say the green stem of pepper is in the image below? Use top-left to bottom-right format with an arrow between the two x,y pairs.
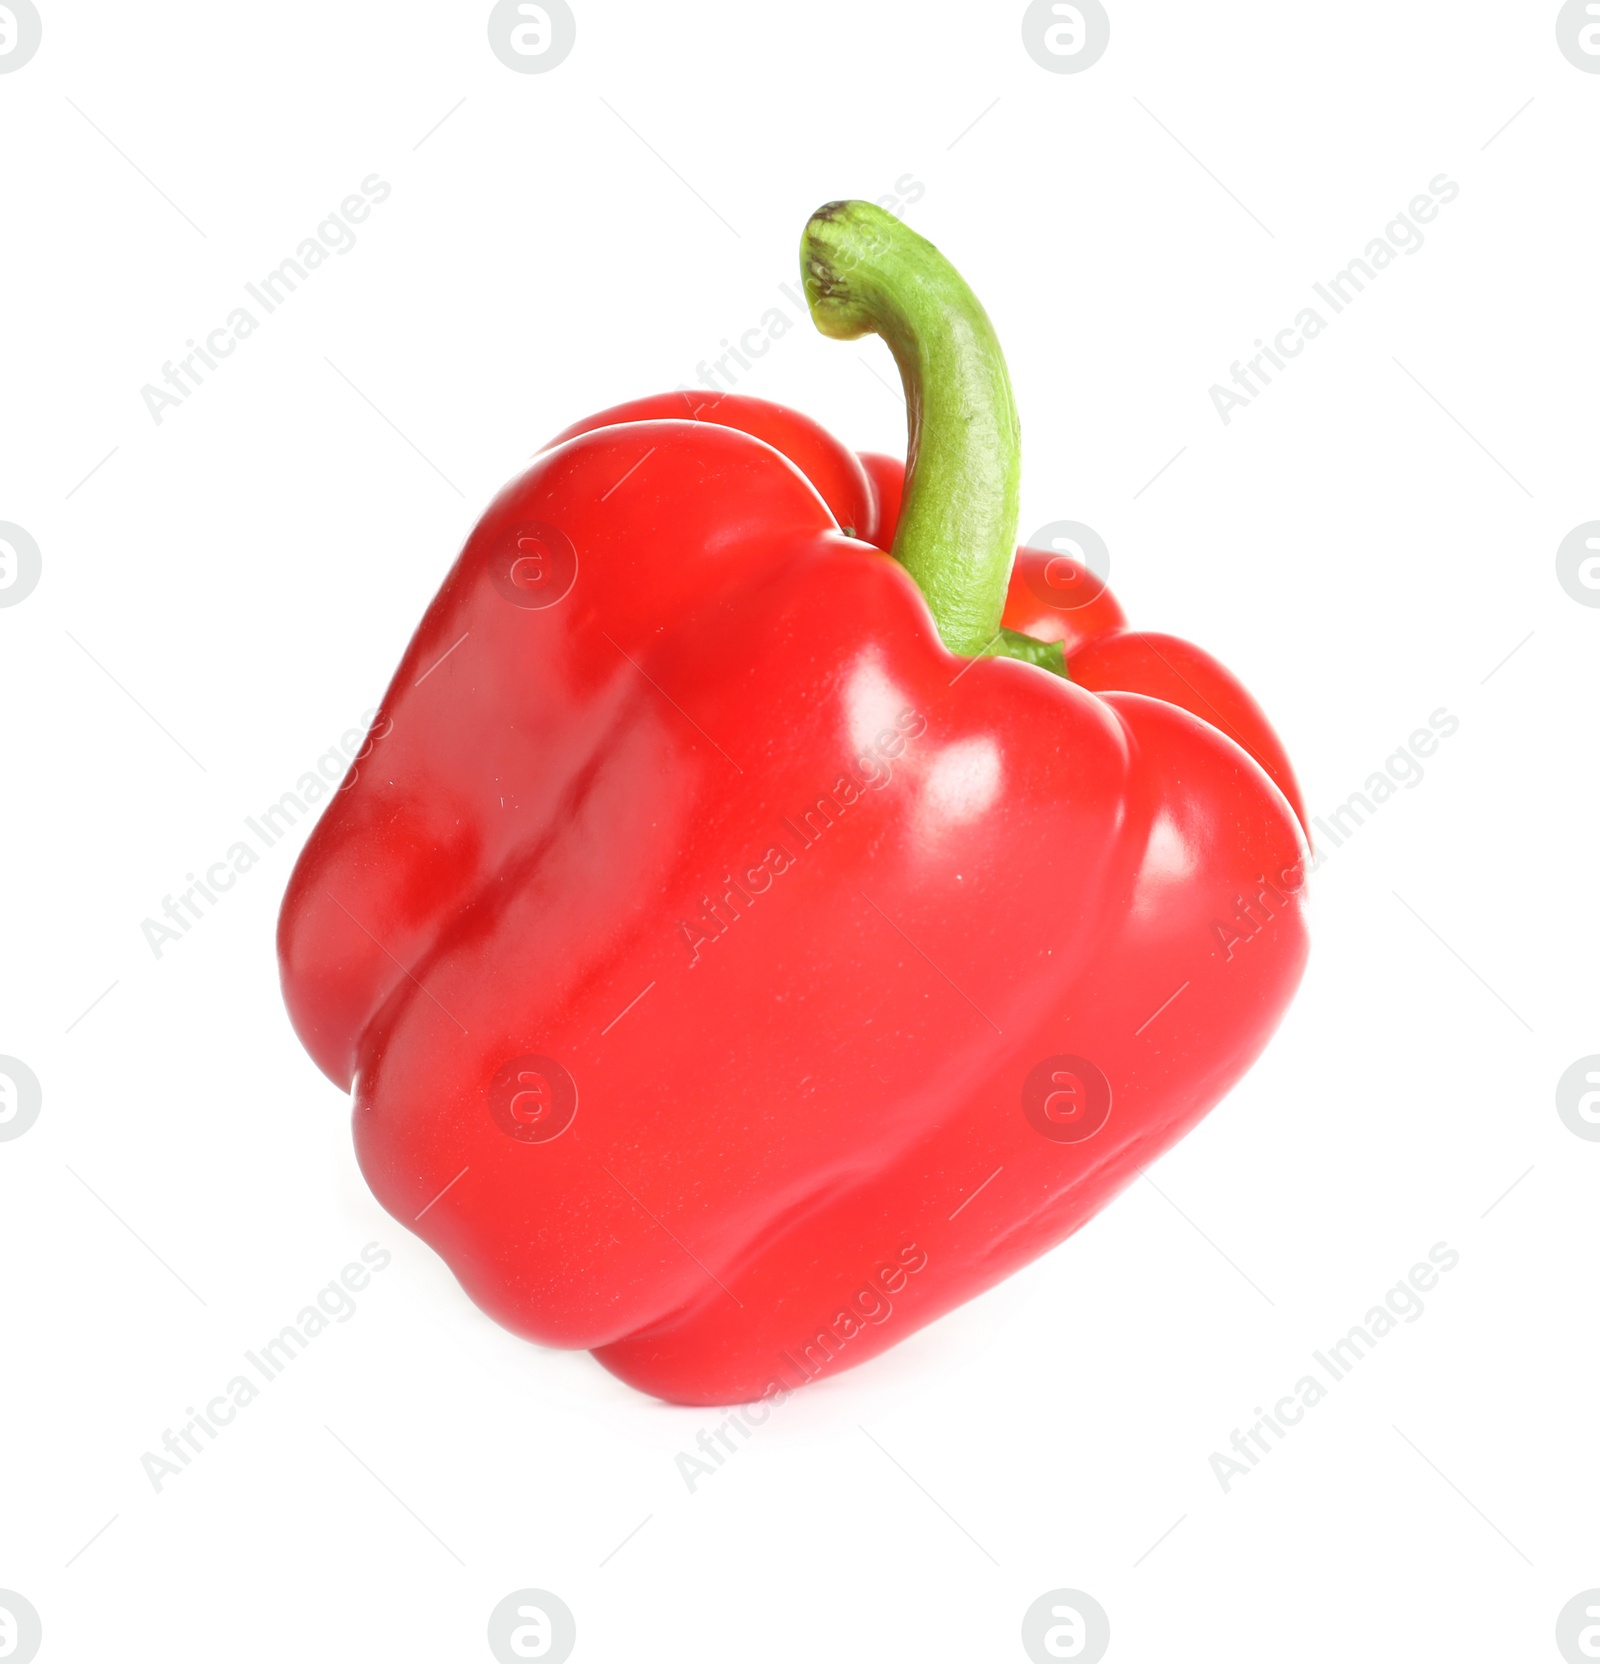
800,200 -> 1064,676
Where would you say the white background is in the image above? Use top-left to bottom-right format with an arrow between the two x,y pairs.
3,3 -> 1597,1659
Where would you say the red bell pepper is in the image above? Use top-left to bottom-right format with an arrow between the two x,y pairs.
279,201 -> 1309,1406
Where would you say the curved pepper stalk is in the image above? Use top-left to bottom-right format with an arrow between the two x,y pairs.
801,201 -> 1065,675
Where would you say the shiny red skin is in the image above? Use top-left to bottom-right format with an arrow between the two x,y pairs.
998,535 -> 1307,834
278,392 -> 1309,1406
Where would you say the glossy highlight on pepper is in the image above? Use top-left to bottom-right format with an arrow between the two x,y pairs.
278,201 -> 1310,1405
